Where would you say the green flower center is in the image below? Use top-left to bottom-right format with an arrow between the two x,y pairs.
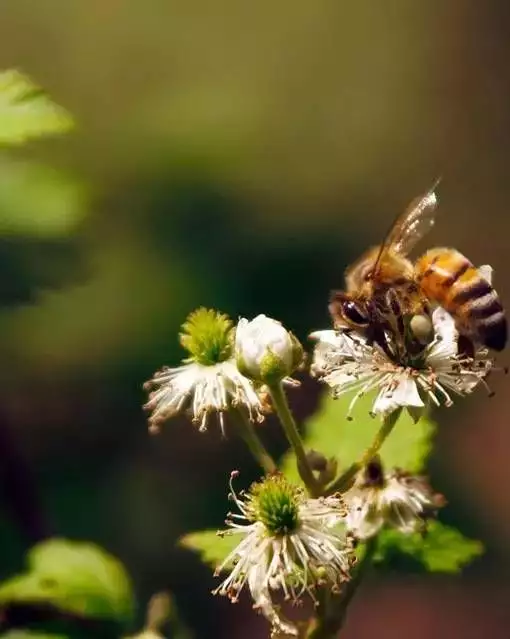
179,308 -> 233,366
250,475 -> 301,536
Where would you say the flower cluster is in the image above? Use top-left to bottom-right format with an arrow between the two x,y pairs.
213,464 -> 443,636
143,310 -> 301,434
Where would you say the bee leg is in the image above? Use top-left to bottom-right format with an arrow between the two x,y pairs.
384,288 -> 405,336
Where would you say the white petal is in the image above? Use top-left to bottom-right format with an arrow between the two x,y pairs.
235,318 -> 249,350
373,377 -> 423,416
249,569 -> 298,637
372,392 -> 400,416
392,377 -> 424,407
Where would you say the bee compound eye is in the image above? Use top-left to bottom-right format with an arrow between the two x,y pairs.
343,301 -> 369,326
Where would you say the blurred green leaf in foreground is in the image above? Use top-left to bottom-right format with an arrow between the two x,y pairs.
0,70 -> 73,146
0,539 -> 135,631
0,159 -> 86,238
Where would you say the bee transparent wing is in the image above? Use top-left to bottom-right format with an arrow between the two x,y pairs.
391,183 -> 440,256
371,180 -> 441,274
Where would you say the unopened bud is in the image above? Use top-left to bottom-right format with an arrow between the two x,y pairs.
235,315 -> 303,383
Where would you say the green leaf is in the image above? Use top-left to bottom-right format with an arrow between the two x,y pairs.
374,521 -> 484,573
178,530 -> 238,570
281,393 -> 435,481
0,539 -> 135,629
0,159 -> 86,237
0,70 -> 73,145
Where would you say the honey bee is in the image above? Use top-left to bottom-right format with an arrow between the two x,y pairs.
329,183 -> 507,351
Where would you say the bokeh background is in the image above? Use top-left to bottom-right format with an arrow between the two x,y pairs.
0,1 -> 510,637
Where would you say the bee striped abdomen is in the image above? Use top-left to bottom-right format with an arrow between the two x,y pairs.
415,248 -> 507,351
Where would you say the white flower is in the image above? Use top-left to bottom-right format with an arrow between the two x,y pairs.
144,360 -> 265,433
235,315 -> 303,383
310,307 -> 494,419
344,461 -> 444,540
143,308 -> 265,433
213,472 -> 354,637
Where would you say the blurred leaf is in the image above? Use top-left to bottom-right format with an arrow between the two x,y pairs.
281,393 -> 435,481
0,159 -> 86,237
0,70 -> 73,145
0,539 -> 135,629
374,521 -> 484,573
178,530 -> 238,570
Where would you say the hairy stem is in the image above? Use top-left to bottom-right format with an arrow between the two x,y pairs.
233,408 -> 277,474
307,537 -> 377,639
268,383 -> 319,496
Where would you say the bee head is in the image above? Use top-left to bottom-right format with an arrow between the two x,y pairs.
329,291 -> 370,328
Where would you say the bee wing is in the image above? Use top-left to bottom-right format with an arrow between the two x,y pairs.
371,180 -> 440,274
389,181 -> 440,256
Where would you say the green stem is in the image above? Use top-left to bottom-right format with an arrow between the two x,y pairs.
268,382 -> 320,496
307,537 -> 377,639
233,408 -> 277,474
360,408 -> 402,466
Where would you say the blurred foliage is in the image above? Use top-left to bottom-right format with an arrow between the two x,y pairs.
0,70 -> 72,146
0,539 -> 135,636
0,160 -> 85,238
0,69 -> 83,307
